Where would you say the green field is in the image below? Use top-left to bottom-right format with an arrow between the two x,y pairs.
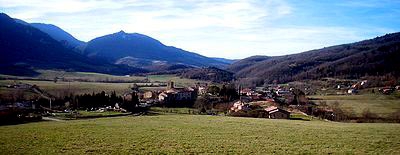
310,94 -> 400,117
0,72 -> 208,97
0,70 -> 147,82
50,111 -> 130,120
0,80 -> 134,96
1,115 -> 399,154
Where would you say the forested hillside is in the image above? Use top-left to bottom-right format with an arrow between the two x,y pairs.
228,33 -> 400,86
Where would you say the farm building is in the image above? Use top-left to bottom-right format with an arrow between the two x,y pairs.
265,106 -> 290,119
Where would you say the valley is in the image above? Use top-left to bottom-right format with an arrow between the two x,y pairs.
1,6 -> 400,155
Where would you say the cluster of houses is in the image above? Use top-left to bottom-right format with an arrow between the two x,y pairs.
129,81 -> 198,107
343,80 -> 368,94
229,101 -> 290,119
131,81 -> 292,119
337,80 -> 400,95
0,101 -> 42,123
228,85 -> 295,119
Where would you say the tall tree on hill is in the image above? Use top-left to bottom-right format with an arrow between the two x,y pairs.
122,92 -> 139,112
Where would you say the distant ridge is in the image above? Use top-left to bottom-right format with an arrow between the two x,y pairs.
0,13 -> 145,76
30,23 -> 85,49
83,31 -> 229,69
228,33 -> 400,86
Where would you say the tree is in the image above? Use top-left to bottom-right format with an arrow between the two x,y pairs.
291,88 -> 307,105
193,95 -> 212,113
207,85 -> 220,95
121,92 -> 139,112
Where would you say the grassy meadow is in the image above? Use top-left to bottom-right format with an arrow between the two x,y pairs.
0,114 -> 399,154
0,71 -> 209,97
0,80 -> 134,96
310,93 -> 400,117
0,70 -> 147,82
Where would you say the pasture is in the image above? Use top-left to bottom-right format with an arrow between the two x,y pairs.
309,94 -> 400,117
0,70 -> 147,83
0,115 -> 399,154
0,71 -> 208,97
0,80 -> 134,96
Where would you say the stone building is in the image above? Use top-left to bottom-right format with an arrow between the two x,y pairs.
158,81 -> 197,106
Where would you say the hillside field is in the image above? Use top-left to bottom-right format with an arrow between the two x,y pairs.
0,115 -> 399,154
0,72 -> 208,97
309,94 -> 400,117
0,80 -> 134,96
0,70 -> 146,82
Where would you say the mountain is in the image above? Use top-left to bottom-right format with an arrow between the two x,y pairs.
228,33 -> 400,86
226,55 -> 270,72
115,56 -> 192,72
178,67 -> 234,83
211,57 -> 237,64
0,13 -> 145,76
30,23 -> 85,49
83,31 -> 228,70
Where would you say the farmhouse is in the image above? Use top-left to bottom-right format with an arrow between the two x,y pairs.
264,106 -> 290,119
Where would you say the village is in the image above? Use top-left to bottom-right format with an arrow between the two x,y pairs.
2,77 -> 399,124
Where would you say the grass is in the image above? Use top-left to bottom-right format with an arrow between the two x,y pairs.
0,80 -> 134,96
150,107 -> 199,115
36,70 -> 147,82
0,70 -> 147,83
309,93 -> 400,117
290,113 -> 313,121
0,114 -> 399,154
51,111 -> 130,120
0,72 -> 209,97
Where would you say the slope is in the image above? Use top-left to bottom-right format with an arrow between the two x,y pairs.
30,23 -> 85,49
83,31 -> 228,68
229,33 -> 400,85
0,13 -> 145,76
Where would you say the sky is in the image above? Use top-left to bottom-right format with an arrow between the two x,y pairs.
1,0 -> 400,59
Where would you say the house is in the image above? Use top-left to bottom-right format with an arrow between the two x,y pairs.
351,80 -> 368,89
264,106 -> 290,119
230,101 -> 251,112
276,89 -> 291,96
158,81 -> 197,106
347,89 -> 357,94
241,88 -> 257,96
197,86 -> 207,95
143,91 -> 156,99
379,87 -> 395,94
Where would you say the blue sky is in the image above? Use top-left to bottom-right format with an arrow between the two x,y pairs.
1,0 -> 399,59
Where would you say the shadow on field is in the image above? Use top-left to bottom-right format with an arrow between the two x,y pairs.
72,113 -> 133,119
289,117 -> 311,121
0,118 -> 44,126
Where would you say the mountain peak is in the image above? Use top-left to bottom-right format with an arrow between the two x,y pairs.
118,30 -> 126,34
